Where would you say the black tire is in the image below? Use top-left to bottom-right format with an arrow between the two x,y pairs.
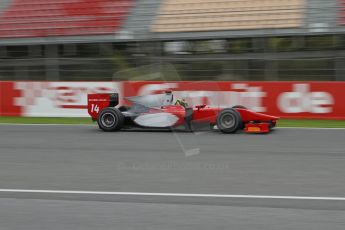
231,106 -> 246,129
269,121 -> 276,130
217,108 -> 242,133
232,105 -> 247,109
97,107 -> 124,132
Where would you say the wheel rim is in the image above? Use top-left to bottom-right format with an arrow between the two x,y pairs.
101,113 -> 117,128
220,114 -> 235,129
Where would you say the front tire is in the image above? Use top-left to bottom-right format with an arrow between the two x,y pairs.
97,107 -> 124,132
269,121 -> 276,130
232,105 -> 247,109
217,108 -> 242,133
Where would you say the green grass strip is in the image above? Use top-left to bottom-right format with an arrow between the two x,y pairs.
278,119 -> 345,128
0,117 -> 93,125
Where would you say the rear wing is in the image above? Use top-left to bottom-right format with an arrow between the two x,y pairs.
88,93 -> 119,120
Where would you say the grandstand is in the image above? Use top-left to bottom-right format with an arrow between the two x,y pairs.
0,0 -> 133,38
0,0 -> 344,81
151,0 -> 305,32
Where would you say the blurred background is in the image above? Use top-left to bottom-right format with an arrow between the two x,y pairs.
0,0 -> 344,82
2,2 -> 345,230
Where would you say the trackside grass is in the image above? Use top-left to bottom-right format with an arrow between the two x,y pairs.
0,117 -> 93,124
0,117 -> 345,128
278,119 -> 345,128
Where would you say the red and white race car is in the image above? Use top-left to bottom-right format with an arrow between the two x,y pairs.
87,91 -> 279,133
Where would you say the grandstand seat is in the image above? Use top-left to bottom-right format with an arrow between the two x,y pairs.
151,0 -> 305,32
0,0 -> 133,38
339,0 -> 345,25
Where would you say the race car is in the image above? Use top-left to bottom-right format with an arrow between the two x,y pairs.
87,91 -> 279,134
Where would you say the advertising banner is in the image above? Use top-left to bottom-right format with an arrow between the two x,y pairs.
123,81 -> 345,120
0,81 -> 121,117
0,81 -> 344,119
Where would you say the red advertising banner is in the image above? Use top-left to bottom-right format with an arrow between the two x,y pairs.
0,81 -> 344,119
0,81 -> 22,116
124,81 -> 345,120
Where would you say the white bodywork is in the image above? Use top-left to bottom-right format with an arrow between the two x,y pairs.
134,112 -> 178,128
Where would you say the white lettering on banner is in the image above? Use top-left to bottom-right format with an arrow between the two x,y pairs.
138,83 -> 178,96
278,84 -> 334,114
174,91 -> 214,106
137,83 -> 266,112
48,86 -> 113,108
175,85 -> 266,112
231,84 -> 266,112
15,82 -> 121,117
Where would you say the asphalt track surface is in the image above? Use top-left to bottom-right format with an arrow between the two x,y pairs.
0,124 -> 345,230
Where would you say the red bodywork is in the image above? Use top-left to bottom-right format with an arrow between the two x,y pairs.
88,93 -> 279,133
88,93 -> 111,120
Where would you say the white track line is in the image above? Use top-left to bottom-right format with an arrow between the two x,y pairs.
0,189 -> 345,201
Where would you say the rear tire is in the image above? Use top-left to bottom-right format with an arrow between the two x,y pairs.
217,108 -> 242,133
118,105 -> 131,112
97,107 -> 124,132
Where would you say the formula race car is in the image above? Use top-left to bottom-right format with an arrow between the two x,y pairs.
87,91 -> 279,134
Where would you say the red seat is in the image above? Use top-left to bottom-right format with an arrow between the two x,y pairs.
340,0 -> 345,25
0,0 -> 133,38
